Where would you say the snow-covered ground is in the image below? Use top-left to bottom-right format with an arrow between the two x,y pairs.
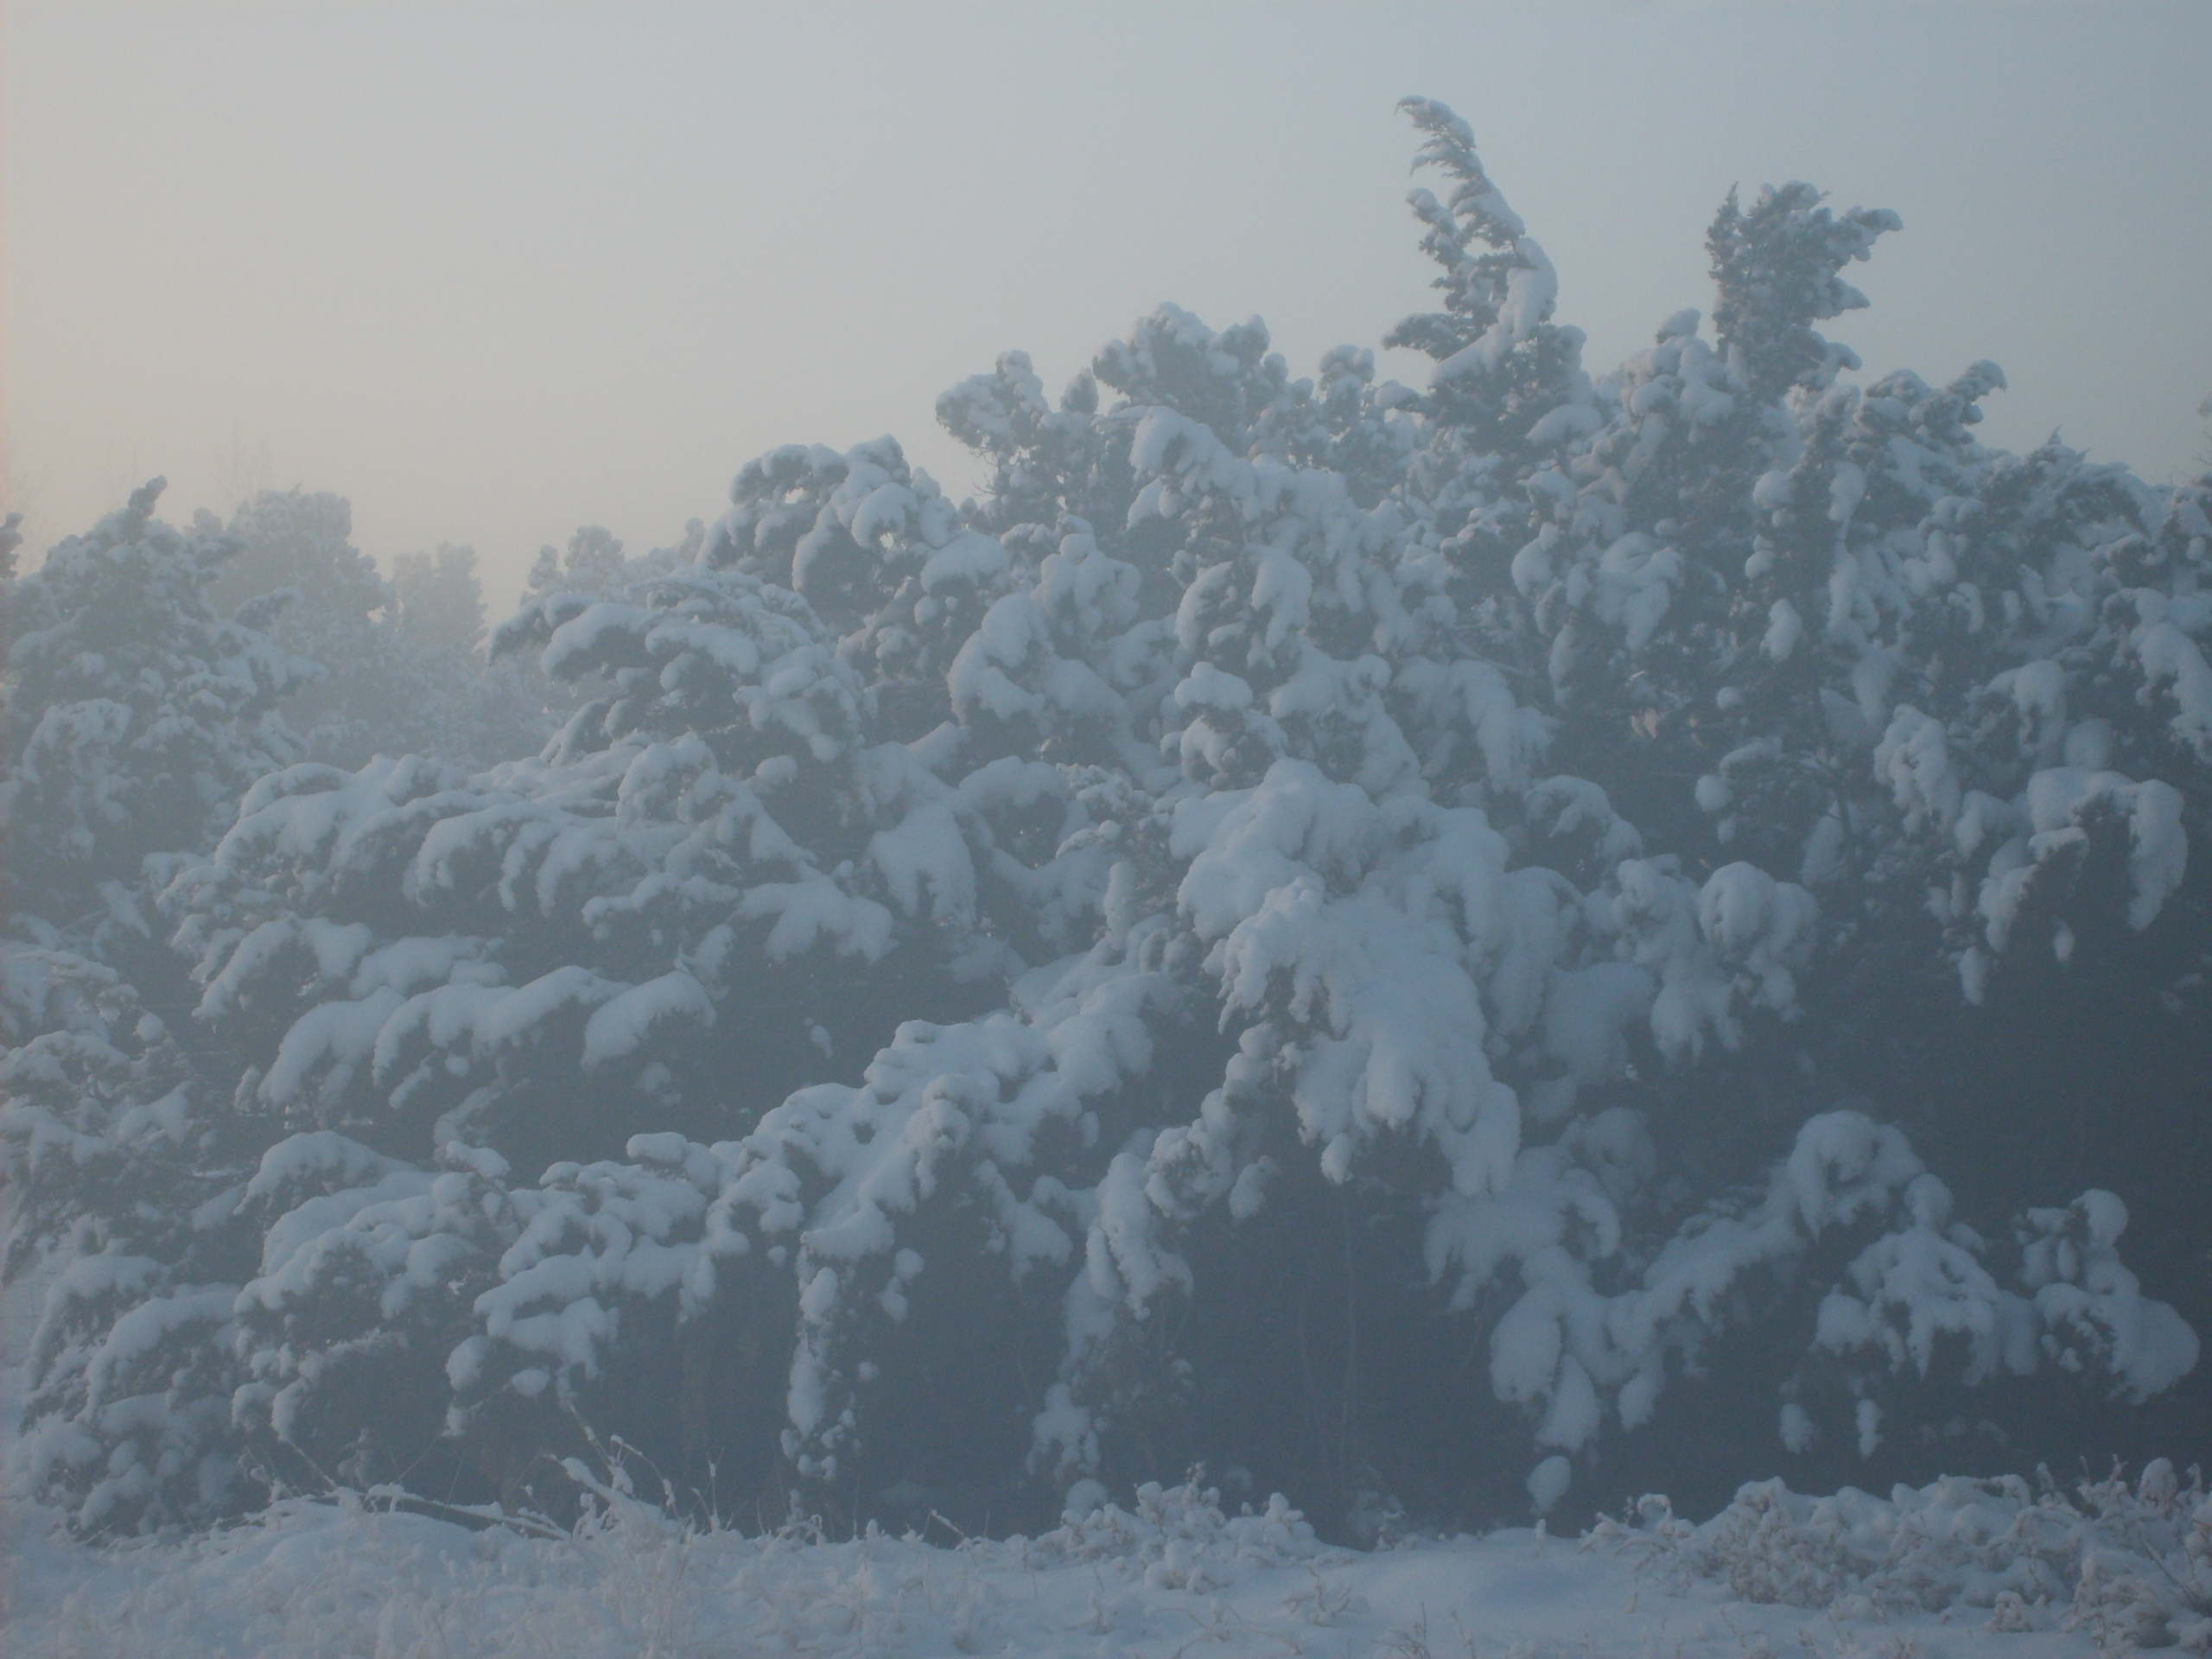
4,1465 -> 2205,1659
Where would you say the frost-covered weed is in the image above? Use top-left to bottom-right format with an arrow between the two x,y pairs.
15,1464 -> 2206,1659
7,1470 -> 1342,1659
1597,1462 -> 2212,1652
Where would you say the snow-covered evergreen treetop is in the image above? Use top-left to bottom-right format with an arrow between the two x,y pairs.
6,98 -> 2203,1539
2,480 -> 312,930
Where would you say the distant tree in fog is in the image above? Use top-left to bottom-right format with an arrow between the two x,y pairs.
5,101 -> 2206,1541
390,543 -> 487,656
211,490 -> 544,771
204,490 -> 395,771
521,521 -> 702,607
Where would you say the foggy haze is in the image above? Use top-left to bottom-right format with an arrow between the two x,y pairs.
7,8 -> 2212,1655
8,2 -> 2210,607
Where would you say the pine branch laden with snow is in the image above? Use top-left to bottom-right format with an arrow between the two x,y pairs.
3,97 -> 2206,1541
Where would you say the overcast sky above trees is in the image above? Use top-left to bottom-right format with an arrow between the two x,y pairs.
7,1 -> 2210,607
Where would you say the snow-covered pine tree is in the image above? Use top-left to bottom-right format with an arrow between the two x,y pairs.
0,482 -> 316,1530
1376,128 -> 2209,1507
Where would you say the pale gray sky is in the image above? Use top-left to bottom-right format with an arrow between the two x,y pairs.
7,2 -> 2210,611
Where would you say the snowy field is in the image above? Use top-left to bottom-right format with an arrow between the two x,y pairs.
4,1465 -> 2205,1659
